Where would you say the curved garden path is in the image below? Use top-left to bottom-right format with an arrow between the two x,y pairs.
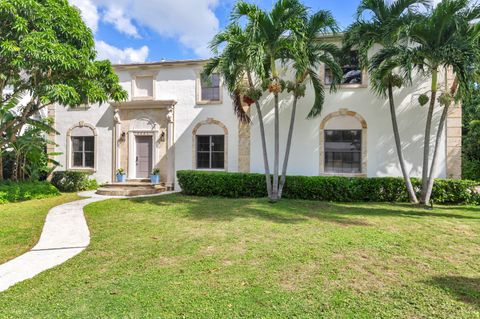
0,190 -> 178,293
0,195 -> 107,292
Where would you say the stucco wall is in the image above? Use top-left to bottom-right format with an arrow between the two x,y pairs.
54,103 -> 114,184
250,72 -> 447,178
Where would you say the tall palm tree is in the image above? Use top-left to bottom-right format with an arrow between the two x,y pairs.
278,10 -> 342,197
344,0 -> 429,204
207,0 -> 343,202
408,0 -> 480,205
204,23 -> 274,197
233,0 -> 310,202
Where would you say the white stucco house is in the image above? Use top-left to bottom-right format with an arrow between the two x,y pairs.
49,38 -> 462,191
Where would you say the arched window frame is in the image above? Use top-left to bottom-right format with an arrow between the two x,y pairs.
192,118 -> 228,171
66,121 -> 98,172
319,109 -> 368,176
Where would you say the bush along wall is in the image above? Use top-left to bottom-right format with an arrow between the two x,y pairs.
0,181 -> 60,204
51,171 -> 98,192
177,170 -> 480,205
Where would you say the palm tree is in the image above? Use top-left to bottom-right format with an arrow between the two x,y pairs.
207,0 -> 343,202
344,0 -> 429,204
278,10 -> 342,197
408,0 -> 480,205
204,23 -> 274,198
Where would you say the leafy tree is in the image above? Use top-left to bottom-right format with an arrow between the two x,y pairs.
344,0 -> 429,204
0,0 -> 127,149
206,0 -> 342,202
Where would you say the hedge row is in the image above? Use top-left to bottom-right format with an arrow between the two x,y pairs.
177,170 -> 480,205
51,171 -> 98,192
0,181 -> 60,204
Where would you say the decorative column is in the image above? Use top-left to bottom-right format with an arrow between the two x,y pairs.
238,104 -> 251,173
113,108 -> 122,181
166,105 -> 175,189
446,68 -> 462,179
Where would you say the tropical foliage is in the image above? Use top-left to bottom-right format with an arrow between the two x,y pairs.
346,0 -> 480,205
205,0 -> 342,202
0,0 -> 127,150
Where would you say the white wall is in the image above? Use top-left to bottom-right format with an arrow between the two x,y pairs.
54,103 -> 114,184
250,71 -> 447,178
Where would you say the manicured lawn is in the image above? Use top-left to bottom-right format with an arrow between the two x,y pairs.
0,193 -> 80,264
0,194 -> 479,318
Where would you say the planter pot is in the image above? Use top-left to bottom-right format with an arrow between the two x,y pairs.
150,174 -> 160,184
116,173 -> 126,183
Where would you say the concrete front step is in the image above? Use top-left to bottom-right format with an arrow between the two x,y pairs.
96,182 -> 166,196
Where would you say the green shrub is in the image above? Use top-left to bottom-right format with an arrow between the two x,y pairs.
177,170 -> 480,205
0,181 -> 60,204
51,171 -> 98,192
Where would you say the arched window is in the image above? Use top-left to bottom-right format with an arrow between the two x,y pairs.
320,109 -> 367,176
67,122 -> 97,171
192,118 -> 228,170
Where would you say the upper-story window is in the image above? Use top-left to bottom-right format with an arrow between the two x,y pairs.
134,76 -> 154,99
325,51 -> 363,86
200,73 -> 221,103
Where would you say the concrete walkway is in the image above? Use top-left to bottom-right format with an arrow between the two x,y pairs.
0,190 -> 179,292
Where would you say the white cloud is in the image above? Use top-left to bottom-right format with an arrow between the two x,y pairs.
70,0 -> 99,33
86,0 -> 221,57
104,6 -> 140,38
95,41 -> 149,64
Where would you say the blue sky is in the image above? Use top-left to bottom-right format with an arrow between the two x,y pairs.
70,0 -> 360,64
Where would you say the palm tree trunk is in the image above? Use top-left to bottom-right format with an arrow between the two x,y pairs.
0,151 -> 3,181
387,84 -> 418,203
271,93 -> 280,202
278,94 -> 298,199
421,69 -> 438,204
247,71 -> 272,198
254,100 -> 273,198
12,154 -> 19,182
423,104 -> 450,205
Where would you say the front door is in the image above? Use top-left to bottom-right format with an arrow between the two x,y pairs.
135,136 -> 152,179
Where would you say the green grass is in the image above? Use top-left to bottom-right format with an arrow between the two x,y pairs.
0,194 -> 479,318
0,193 -> 80,264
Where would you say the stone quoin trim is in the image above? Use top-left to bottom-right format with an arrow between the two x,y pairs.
192,118 -> 229,171
319,108 -> 368,176
66,121 -> 98,173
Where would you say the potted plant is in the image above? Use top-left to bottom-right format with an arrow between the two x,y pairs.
116,168 -> 126,183
150,168 -> 160,184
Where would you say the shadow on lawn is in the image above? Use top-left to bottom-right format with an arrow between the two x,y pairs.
127,194 -> 479,226
427,276 -> 480,309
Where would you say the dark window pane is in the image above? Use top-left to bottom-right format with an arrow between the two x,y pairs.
211,152 -> 224,169
73,152 -> 83,167
72,137 -> 83,152
197,152 -> 210,169
325,51 -> 362,85
85,152 -> 94,168
201,73 -> 220,101
324,130 -> 362,174
211,135 -> 224,152
84,137 -> 94,152
197,136 -> 210,152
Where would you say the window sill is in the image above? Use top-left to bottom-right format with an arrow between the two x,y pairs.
195,168 -> 226,172
321,172 -> 367,177
196,100 -> 223,105
68,167 -> 96,174
325,84 -> 368,89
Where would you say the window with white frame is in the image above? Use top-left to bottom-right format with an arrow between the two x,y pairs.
196,135 -> 225,169
70,125 -> 95,169
200,73 -> 221,102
